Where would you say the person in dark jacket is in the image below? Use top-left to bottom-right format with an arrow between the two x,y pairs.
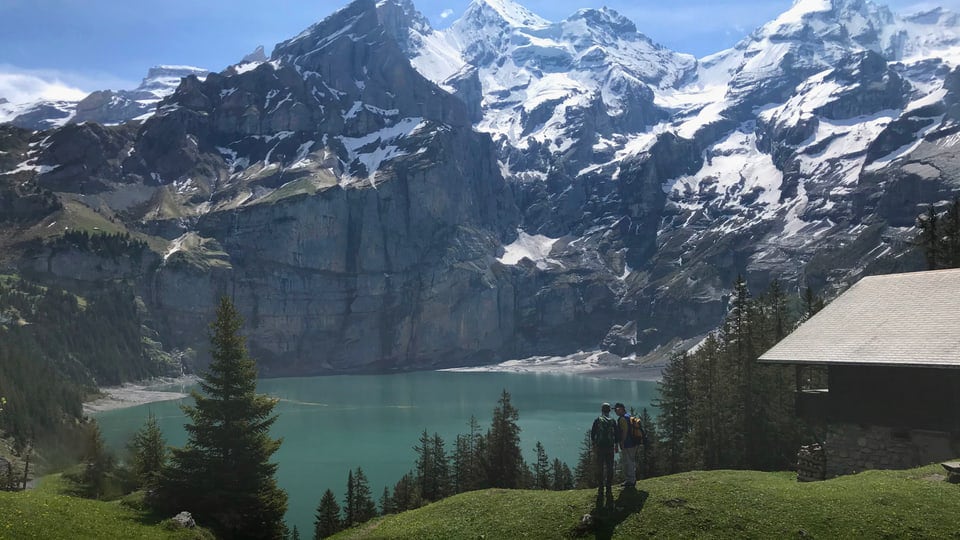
590,402 -> 618,503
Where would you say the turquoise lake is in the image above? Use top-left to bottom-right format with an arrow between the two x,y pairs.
94,370 -> 659,535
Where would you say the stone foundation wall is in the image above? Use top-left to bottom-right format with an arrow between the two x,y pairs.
824,423 -> 960,477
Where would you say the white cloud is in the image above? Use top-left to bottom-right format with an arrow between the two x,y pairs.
0,67 -> 90,104
440,8 -> 454,19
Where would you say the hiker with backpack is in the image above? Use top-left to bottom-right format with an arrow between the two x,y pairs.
590,402 -> 619,503
614,402 -> 644,488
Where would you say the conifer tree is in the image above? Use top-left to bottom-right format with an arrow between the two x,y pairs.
918,204 -> 942,270
431,433 -> 450,499
551,458 -> 574,490
414,431 -> 449,502
390,472 -> 421,512
291,525 -> 301,540
414,430 -> 436,502
943,196 -> 960,268
687,333 -> 724,469
801,286 -> 825,321
484,389 -> 524,488
78,420 -> 114,499
532,441 -> 550,489
158,297 -> 287,539
128,411 -> 166,489
314,488 -> 341,539
573,430 -> 597,488
452,416 -> 485,493
351,467 -> 377,524
379,486 -> 393,515
637,408 -> 658,479
343,470 -> 355,527
655,350 -> 692,474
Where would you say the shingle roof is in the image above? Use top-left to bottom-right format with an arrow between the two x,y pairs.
759,269 -> 960,368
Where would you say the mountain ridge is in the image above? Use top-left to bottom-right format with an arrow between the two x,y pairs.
1,0 -> 959,375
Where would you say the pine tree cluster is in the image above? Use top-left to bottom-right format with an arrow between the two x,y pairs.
916,197 -> 960,270
311,390 -> 576,538
648,277 -> 825,475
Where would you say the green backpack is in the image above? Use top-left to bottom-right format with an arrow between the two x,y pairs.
593,416 -> 617,448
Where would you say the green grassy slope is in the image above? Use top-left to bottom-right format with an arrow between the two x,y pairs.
2,464 -> 957,539
0,475 -> 212,540
334,463 -> 960,539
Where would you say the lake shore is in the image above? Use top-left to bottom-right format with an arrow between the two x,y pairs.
85,351 -> 661,414
83,375 -> 199,414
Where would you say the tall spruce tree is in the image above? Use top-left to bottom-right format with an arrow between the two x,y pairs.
943,196 -> 960,268
484,389 -> 524,488
158,297 -> 287,539
532,441 -> 550,489
551,458 -> 574,490
431,433 -> 450,499
452,415 -> 485,493
314,488 -> 342,539
573,430 -> 597,488
77,420 -> 114,499
128,411 -> 166,489
379,486 -> 393,515
801,286 -> 825,321
351,467 -> 377,524
637,408 -> 658,479
343,470 -> 355,527
390,472 -> 421,512
687,333 -> 725,469
414,431 -> 449,502
655,350 -> 692,474
918,204 -> 942,269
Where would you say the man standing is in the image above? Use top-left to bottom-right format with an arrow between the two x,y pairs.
614,402 -> 640,488
590,402 -> 618,503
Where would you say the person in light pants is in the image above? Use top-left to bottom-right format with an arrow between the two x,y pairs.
614,402 -> 639,488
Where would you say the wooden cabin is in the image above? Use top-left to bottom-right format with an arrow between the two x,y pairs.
759,268 -> 960,477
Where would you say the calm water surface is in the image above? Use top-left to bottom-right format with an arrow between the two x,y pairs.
95,370 -> 658,534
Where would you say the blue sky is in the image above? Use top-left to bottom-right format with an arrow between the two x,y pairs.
0,0 -> 956,102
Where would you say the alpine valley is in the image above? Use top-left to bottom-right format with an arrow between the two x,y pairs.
2,0 -> 959,378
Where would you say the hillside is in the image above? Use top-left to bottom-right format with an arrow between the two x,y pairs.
0,475 -> 212,539
2,463 -> 958,538
331,463 -> 960,539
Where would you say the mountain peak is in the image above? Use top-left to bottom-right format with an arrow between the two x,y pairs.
566,7 -> 639,37
139,65 -> 208,94
376,0 -> 435,55
464,0 -> 550,29
774,0 -> 832,25
241,45 -> 268,64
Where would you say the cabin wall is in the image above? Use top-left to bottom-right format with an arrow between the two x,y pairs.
826,366 -> 960,431
804,366 -> 960,476
824,423 -> 960,477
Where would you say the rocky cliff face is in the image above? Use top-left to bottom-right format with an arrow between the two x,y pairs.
3,0 -> 960,373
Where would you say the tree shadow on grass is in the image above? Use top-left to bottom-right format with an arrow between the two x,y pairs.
574,488 -> 649,539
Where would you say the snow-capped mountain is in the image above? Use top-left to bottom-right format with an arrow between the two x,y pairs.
0,65 -> 208,130
2,0 -> 960,373
381,0 -> 696,195
388,0 -> 960,347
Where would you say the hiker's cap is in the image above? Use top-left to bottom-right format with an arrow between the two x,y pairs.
601,402 -> 611,412
614,402 -> 626,410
